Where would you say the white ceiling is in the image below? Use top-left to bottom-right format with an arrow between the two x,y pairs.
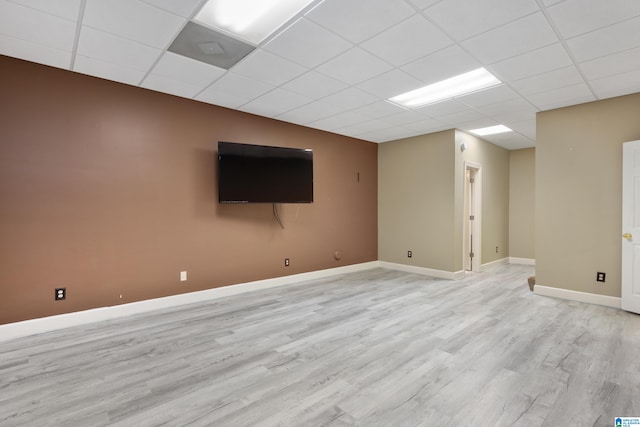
1,0 -> 640,149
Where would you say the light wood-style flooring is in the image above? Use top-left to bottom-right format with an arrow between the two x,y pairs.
1,264 -> 639,426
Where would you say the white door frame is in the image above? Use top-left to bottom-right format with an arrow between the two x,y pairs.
464,161 -> 482,272
622,140 -> 640,314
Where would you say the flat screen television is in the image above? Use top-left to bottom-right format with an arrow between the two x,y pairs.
218,141 -> 314,203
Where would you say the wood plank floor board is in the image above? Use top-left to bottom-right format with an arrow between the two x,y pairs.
2,264 -> 640,426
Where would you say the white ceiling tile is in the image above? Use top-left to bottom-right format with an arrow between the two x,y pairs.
482,133 -> 534,150
194,89 -> 248,109
276,100 -> 339,124
351,101 -> 406,120
383,109 -> 435,125
264,18 -> 351,68
83,0 -> 185,49
335,129 -> 366,139
506,119 -> 536,139
281,70 -> 348,99
590,69 -> 640,100
199,72 -> 274,102
580,46 -> 640,81
4,0 -> 640,148
510,65 -> 584,95
527,82 -> 595,110
151,52 -> 225,87
456,85 -> 520,109
231,49 -> 307,86
401,44 -> 481,85
308,110 -> 370,131
425,0 -> 539,41
357,69 -> 423,99
488,103 -> 536,125
141,73 -> 203,98
77,26 -> 162,72
239,88 -> 312,117
0,1 -> 76,51
547,0 -> 640,39
358,127 -> 408,143
238,103 -> 278,118
479,98 -> 537,118
438,108 -> 489,125
489,43 -> 572,82
305,0 -> 415,44
376,127 -> 429,142
0,33 -> 71,69
139,0 -> 202,18
305,121 -> 335,133
417,99 -> 469,117
8,0 -> 82,21
73,55 -> 147,86
461,12 -> 558,64
489,108 -> 537,125
322,87 -> 379,110
361,15 -> 453,66
337,119 -> 395,136
316,47 -> 393,85
404,117 -> 450,133
566,15 -> 640,62
458,119 -> 502,132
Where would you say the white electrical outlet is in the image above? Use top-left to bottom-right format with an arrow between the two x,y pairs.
180,271 -> 187,281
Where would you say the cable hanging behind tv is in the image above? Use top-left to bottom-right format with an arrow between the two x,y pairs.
217,141 -> 314,204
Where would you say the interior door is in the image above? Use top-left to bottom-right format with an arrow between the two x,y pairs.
464,169 -> 473,271
464,163 -> 481,272
621,140 -> 640,314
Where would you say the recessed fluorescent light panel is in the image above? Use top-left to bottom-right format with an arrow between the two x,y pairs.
469,125 -> 513,136
194,0 -> 316,45
388,68 -> 502,109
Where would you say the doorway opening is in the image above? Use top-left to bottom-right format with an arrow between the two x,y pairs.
464,163 -> 482,272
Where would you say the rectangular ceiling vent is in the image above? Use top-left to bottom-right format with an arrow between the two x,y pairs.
168,21 -> 254,70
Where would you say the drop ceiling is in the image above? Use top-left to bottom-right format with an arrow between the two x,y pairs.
1,0 -> 640,149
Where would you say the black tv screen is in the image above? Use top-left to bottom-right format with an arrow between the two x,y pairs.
218,141 -> 314,203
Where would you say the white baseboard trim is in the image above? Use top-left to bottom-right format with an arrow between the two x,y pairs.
481,258 -> 510,269
534,285 -> 621,309
377,261 -> 464,280
0,261 -> 379,342
509,257 -> 536,265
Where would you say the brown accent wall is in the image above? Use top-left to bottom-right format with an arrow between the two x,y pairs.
0,55 -> 378,325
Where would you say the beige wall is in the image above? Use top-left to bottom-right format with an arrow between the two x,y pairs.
378,129 -> 509,273
0,56 -> 378,325
509,148 -> 535,260
455,131 -> 510,268
378,130 -> 456,271
536,92 -> 640,297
